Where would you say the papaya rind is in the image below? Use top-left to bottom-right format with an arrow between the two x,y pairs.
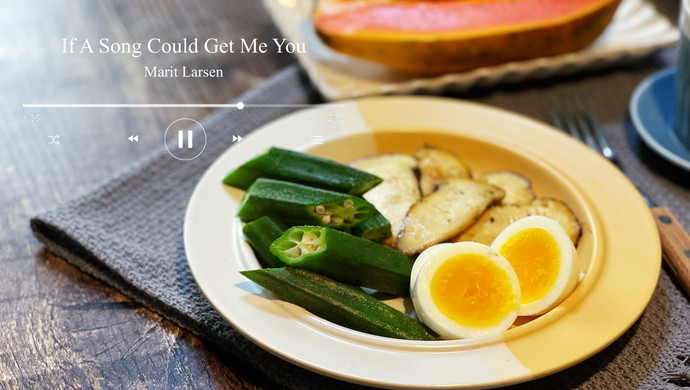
314,0 -> 622,74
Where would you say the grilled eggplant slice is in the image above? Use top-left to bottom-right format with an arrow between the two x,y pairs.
454,198 -> 582,246
415,146 -> 471,197
395,179 -> 504,256
477,171 -> 535,205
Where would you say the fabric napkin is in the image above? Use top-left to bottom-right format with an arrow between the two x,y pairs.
31,64 -> 690,390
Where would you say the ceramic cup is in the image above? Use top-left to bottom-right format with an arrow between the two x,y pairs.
674,0 -> 690,148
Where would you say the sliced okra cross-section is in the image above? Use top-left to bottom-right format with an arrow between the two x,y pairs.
269,226 -> 413,295
237,178 -> 375,229
222,147 -> 383,196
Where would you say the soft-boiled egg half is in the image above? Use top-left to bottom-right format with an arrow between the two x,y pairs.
491,215 -> 581,316
410,242 -> 521,339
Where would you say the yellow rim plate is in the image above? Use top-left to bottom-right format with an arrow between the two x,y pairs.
184,96 -> 661,389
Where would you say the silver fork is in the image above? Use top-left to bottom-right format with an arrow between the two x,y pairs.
550,98 -> 618,166
550,99 -> 690,298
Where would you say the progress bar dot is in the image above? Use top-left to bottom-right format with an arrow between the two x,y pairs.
236,102 -> 244,110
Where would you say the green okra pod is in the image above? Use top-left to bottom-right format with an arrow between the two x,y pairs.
242,216 -> 288,268
352,210 -> 392,242
240,267 -> 436,340
237,178 -> 375,228
270,226 -> 412,295
223,147 -> 382,196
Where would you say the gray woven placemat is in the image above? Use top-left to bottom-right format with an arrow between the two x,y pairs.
31,64 -> 690,389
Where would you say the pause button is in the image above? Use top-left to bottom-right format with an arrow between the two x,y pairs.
178,130 -> 193,149
164,118 -> 207,161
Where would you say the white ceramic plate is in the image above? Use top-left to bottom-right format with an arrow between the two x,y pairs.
262,0 -> 679,101
184,97 -> 661,389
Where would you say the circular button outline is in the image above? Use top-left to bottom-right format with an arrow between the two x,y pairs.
164,118 -> 207,161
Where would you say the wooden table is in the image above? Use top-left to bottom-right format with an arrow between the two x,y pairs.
2,0 -> 683,389
2,1 -> 290,388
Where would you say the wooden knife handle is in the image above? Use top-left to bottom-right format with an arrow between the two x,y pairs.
650,207 -> 690,298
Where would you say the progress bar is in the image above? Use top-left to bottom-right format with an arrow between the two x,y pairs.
21,102 -> 329,109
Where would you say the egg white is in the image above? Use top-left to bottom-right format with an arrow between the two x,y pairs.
410,242 -> 521,339
410,243 -> 454,286
491,215 -> 581,316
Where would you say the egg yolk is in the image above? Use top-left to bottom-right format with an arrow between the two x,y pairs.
498,228 -> 561,304
430,253 -> 518,328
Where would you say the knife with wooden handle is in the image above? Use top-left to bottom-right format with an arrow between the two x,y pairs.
650,207 -> 690,298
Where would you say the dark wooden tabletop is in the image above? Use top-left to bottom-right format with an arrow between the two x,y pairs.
2,0 -> 685,389
2,1 -> 291,388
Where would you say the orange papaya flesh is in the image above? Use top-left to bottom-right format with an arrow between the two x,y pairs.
314,0 -> 621,74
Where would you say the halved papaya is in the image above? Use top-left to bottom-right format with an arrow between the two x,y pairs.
314,0 -> 621,74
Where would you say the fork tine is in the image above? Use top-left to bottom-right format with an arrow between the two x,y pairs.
551,100 -> 582,140
581,98 -> 619,165
549,104 -> 566,132
571,100 -> 601,151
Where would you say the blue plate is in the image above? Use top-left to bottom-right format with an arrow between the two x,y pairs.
630,67 -> 690,171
